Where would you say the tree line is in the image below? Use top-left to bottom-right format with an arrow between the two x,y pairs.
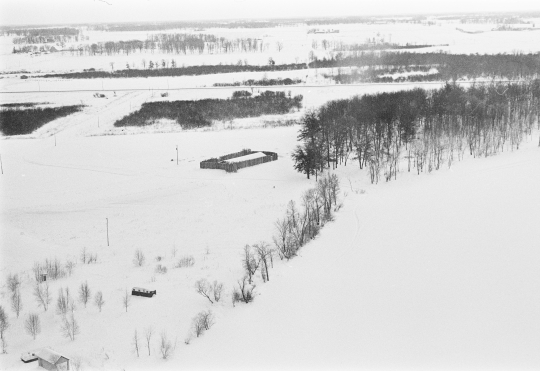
114,91 -> 302,129
78,34 -> 265,57
0,105 -> 84,135
2,27 -> 79,37
213,77 -> 303,87
317,52 -> 540,81
43,51 -> 540,81
292,80 -> 540,183
42,62 -> 308,79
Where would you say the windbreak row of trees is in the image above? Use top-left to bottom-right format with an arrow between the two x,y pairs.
292,80 -> 540,183
114,91 -> 303,129
82,34 -> 266,56
90,21 -> 284,32
2,27 -> 79,37
0,105 -> 84,135
43,62 -> 308,79
43,52 -> 539,81
213,77 -> 303,87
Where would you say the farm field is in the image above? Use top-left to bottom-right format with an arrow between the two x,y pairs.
2,19 -> 540,73
1,10 -> 540,371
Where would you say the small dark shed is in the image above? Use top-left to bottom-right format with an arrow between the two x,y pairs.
35,348 -> 70,371
132,287 -> 156,297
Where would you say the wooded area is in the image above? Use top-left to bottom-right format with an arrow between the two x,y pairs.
114,91 -> 303,128
0,105 -> 84,135
292,80 -> 540,182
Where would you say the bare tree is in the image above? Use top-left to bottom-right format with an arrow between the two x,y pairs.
198,310 -> 214,330
24,313 -> 41,340
81,247 -> 87,264
276,41 -> 284,52
191,314 -> 205,337
191,310 -> 215,338
123,289 -> 130,312
0,306 -> 8,353
254,242 -> 273,282
233,276 -> 255,304
194,279 -> 213,304
133,249 -> 146,267
34,282 -> 51,311
145,327 -> 153,355
133,329 -> 140,357
160,332 -> 173,359
79,281 -> 91,308
61,313 -> 80,341
56,288 -> 69,316
94,291 -> 105,312
242,245 -> 259,284
65,260 -> 76,276
211,281 -> 224,302
11,289 -> 22,318
7,273 -> 20,294
273,217 -> 296,260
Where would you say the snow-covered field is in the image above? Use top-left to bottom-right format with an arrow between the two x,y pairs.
2,18 -> 540,73
1,16 -> 540,371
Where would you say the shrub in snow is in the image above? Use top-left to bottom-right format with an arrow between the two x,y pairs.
194,279 -> 214,304
94,291 -> 105,312
133,249 -> 146,267
155,264 -> 168,274
175,255 -> 195,268
232,276 -> 255,305
212,281 -> 224,302
191,310 -> 214,338
79,281 -> 91,308
160,332 -> 173,359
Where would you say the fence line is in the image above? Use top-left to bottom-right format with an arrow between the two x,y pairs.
200,149 -> 278,172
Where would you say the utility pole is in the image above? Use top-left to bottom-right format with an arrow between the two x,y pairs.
54,135 -> 57,147
176,145 -> 178,165
106,218 -> 109,246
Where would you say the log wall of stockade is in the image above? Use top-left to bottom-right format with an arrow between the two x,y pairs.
200,149 -> 278,172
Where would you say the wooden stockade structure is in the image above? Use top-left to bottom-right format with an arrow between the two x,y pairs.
200,149 -> 278,173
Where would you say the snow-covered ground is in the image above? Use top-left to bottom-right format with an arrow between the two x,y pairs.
2,18 -> 540,73
1,17 -> 540,371
178,133 -> 540,370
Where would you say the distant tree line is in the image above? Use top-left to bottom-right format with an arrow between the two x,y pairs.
114,91 -> 303,129
0,105 -> 84,135
90,20 -> 284,32
292,80 -> 540,183
42,62 -> 308,79
316,52 -> 540,81
2,27 -> 79,37
77,34 -> 265,57
43,52 -> 540,81
213,78 -> 303,87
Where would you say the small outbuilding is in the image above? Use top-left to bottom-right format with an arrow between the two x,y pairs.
132,287 -> 156,297
35,348 -> 70,371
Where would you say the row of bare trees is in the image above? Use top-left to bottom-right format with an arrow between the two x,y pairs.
230,173 -> 341,307
293,80 -> 540,183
